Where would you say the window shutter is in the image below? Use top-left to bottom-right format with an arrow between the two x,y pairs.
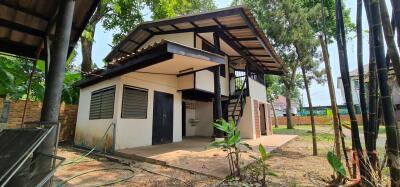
89,86 -> 115,120
121,86 -> 148,119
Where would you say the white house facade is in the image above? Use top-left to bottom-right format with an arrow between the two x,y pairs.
74,7 -> 285,151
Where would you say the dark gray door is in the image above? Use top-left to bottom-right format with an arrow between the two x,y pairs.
152,91 -> 173,145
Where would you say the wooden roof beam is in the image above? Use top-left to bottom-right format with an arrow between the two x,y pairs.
0,18 -> 45,37
0,2 -> 50,21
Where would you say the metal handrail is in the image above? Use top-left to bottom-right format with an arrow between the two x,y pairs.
231,75 -> 248,125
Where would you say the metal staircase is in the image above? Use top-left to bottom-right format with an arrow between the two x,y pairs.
227,70 -> 248,126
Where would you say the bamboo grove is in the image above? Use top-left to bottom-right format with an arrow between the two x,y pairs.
334,0 -> 400,185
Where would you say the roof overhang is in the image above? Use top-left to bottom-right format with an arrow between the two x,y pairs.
75,41 -> 225,88
104,6 -> 285,75
0,0 -> 100,59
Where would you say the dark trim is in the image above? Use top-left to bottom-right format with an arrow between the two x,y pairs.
77,41 -> 225,88
117,49 -> 130,55
166,42 -> 225,64
235,37 -> 257,41
193,71 -> 196,89
171,24 -> 179,30
0,18 -> 45,37
193,32 -> 197,48
153,25 -> 248,35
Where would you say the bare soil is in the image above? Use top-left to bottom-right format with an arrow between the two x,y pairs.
54,126 -> 336,187
53,147 -> 220,187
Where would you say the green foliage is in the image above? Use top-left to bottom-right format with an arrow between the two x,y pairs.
95,0 -> 216,45
0,54 -> 79,104
327,151 -> 347,176
210,119 -> 251,178
246,144 -> 276,186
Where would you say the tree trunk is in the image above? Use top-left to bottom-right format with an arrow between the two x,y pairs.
81,35 -> 94,73
379,0 -> 400,87
319,35 -> 342,161
368,0 -> 400,184
335,0 -> 366,180
285,90 -> 293,129
80,4 -> 103,74
301,66 -> 317,156
270,101 -> 278,128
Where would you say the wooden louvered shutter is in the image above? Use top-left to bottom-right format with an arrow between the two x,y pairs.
89,86 -> 115,120
121,86 -> 148,119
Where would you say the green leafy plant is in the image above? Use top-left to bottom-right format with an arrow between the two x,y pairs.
210,118 -> 251,178
247,144 -> 276,186
326,151 -> 347,185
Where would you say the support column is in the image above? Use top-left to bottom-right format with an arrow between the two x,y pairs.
36,0 -> 75,184
213,65 -> 224,138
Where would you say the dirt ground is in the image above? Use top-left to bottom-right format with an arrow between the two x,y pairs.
53,126 -> 338,187
267,137 -> 333,186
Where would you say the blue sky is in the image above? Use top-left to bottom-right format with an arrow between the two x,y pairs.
74,0 -> 394,106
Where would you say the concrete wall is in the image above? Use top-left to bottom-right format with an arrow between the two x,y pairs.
195,70 -> 214,92
115,72 -> 182,149
238,97 -> 255,139
184,101 -> 213,137
75,77 -> 120,151
178,74 -> 194,90
249,78 -> 267,102
140,32 -> 195,50
75,71 -> 183,150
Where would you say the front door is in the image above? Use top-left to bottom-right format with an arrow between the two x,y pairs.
152,91 -> 174,145
259,104 -> 267,135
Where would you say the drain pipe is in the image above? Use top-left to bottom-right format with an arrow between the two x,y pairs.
111,122 -> 116,154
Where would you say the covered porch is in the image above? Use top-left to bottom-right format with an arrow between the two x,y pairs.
115,135 -> 297,178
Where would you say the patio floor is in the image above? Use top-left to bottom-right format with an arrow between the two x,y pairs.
115,135 -> 297,178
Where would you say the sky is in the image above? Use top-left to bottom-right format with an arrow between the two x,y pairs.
74,0 -> 394,107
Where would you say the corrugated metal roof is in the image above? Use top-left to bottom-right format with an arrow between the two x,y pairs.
0,0 -> 99,59
104,6 -> 285,75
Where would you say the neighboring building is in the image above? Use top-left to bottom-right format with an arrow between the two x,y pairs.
74,7 -> 285,151
337,65 -> 400,117
298,105 -> 359,116
272,96 -> 299,117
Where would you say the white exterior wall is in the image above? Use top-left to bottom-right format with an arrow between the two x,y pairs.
195,70 -> 214,92
238,97 -> 256,139
140,32 -> 195,50
75,77 -> 121,150
184,101 -> 213,136
115,72 -> 182,149
75,72 -> 183,150
237,78 -> 269,139
178,74 -> 194,90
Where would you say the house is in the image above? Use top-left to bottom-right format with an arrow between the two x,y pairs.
272,96 -> 299,116
337,65 -> 399,117
74,7 -> 285,151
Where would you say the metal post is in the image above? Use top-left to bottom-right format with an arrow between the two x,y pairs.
35,0 -> 75,185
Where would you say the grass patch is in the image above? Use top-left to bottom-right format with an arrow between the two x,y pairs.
273,125 -> 334,142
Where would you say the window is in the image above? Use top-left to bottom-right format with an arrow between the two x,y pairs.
121,86 -> 148,119
353,80 -> 360,90
89,86 -> 116,120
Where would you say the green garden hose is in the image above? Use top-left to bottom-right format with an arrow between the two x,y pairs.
62,122 -> 114,166
56,168 -> 135,187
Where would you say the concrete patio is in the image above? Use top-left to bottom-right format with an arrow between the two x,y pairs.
115,135 -> 297,178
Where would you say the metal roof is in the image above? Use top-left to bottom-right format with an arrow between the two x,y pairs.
0,0 -> 99,59
105,6 -> 285,75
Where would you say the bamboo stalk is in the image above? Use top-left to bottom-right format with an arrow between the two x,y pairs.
368,0 -> 400,185
335,0 -> 366,180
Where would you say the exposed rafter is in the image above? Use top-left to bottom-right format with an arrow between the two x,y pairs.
0,2 -> 50,21
0,18 -> 45,37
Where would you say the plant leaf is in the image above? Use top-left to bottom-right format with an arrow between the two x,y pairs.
259,144 -> 268,161
327,151 -> 347,176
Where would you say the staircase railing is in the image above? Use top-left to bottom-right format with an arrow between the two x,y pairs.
231,75 -> 248,126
